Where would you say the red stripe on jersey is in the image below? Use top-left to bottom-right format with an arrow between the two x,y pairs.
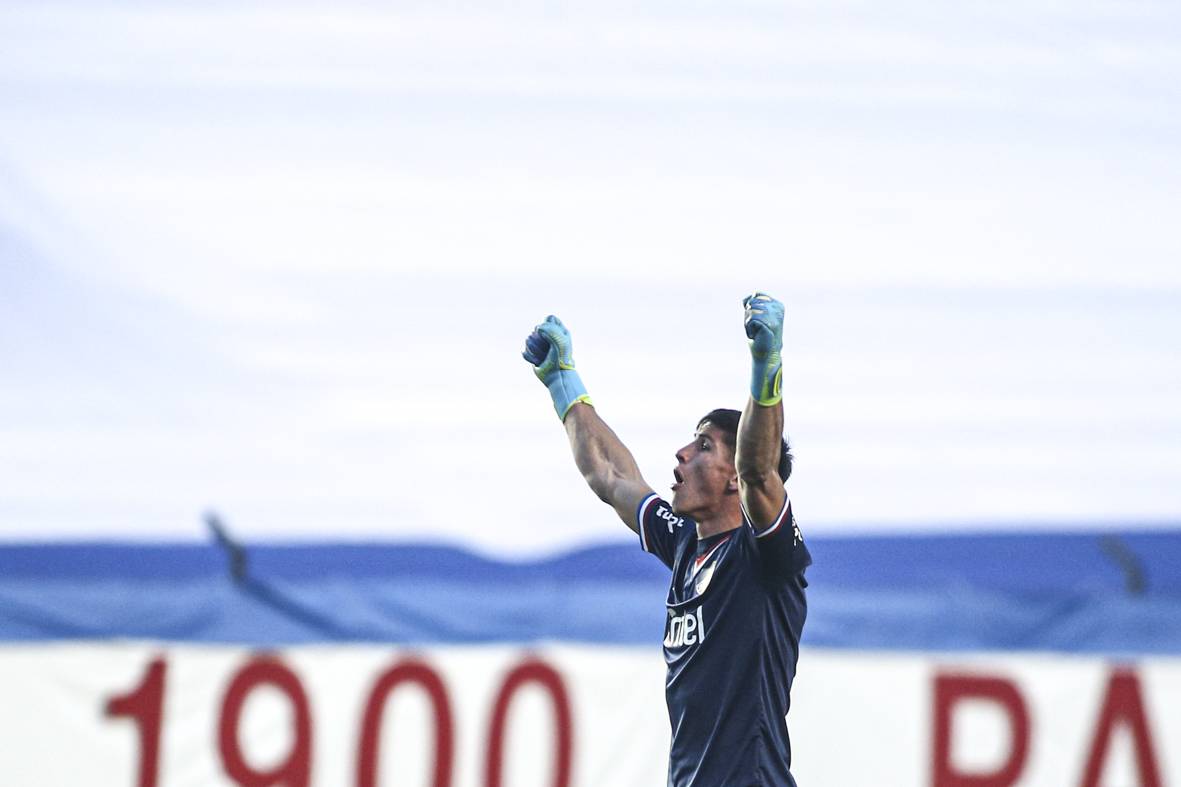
693,534 -> 732,574
637,495 -> 659,552
754,495 -> 791,539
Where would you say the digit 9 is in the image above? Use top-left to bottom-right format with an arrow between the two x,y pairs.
218,656 -> 313,787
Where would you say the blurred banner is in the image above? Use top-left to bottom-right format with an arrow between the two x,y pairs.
2,533 -> 1179,786
1,643 -> 1178,786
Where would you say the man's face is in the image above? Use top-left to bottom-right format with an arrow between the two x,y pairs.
670,422 -> 737,517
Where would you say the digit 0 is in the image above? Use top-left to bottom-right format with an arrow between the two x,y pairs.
356,658 -> 454,787
484,659 -> 573,787
105,656 -> 167,787
218,656 -> 312,787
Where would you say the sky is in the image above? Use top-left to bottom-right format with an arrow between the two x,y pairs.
2,0 -> 1180,556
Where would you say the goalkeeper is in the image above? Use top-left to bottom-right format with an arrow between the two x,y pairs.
523,292 -> 811,787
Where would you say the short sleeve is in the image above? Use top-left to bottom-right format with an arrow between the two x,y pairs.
636,494 -> 691,570
744,495 -> 812,579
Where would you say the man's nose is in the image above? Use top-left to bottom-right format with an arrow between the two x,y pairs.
675,446 -> 688,463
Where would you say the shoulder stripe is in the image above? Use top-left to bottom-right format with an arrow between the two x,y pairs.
745,494 -> 792,538
636,494 -> 660,552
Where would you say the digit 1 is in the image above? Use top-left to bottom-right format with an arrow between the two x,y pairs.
218,656 -> 312,787
105,657 -> 167,787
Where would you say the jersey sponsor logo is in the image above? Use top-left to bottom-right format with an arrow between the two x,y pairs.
792,514 -> 803,546
664,606 -> 706,648
655,505 -> 686,534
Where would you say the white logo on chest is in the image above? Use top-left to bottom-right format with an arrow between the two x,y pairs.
664,606 -> 706,648
694,562 -> 718,595
690,534 -> 731,596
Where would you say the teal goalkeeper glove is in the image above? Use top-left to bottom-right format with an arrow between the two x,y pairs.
522,315 -> 593,421
744,291 -> 784,406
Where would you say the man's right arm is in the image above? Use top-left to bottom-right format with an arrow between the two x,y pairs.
562,402 -> 655,535
523,315 -> 655,535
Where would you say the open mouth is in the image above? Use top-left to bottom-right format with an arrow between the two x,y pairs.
671,467 -> 684,491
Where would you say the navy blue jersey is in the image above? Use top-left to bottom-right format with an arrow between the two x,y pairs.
637,493 -> 811,787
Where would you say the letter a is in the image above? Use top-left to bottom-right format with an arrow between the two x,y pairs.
1079,669 -> 1162,787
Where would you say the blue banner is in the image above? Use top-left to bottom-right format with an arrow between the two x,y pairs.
3,529 -> 1179,652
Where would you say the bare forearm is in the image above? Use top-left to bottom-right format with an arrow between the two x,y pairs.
564,403 -> 643,502
524,315 -> 652,532
736,398 -> 784,487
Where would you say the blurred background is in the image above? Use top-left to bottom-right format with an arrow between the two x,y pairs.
2,1 -> 1180,785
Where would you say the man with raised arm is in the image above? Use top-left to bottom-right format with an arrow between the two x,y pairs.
522,292 -> 811,787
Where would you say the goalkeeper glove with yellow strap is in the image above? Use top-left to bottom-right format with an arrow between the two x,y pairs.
523,315 -> 593,421
744,291 -> 784,406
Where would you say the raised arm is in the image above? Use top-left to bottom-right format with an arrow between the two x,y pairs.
523,316 -> 655,534
735,293 -> 789,529
563,403 -> 655,533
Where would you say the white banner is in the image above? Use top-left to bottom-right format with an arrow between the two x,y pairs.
0,643 -> 1177,786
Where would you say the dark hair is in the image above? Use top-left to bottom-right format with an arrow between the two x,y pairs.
697,408 -> 793,483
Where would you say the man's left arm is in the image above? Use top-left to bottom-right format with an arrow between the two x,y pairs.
735,292 -> 790,531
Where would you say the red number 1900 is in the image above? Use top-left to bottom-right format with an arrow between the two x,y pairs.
105,654 -> 573,787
